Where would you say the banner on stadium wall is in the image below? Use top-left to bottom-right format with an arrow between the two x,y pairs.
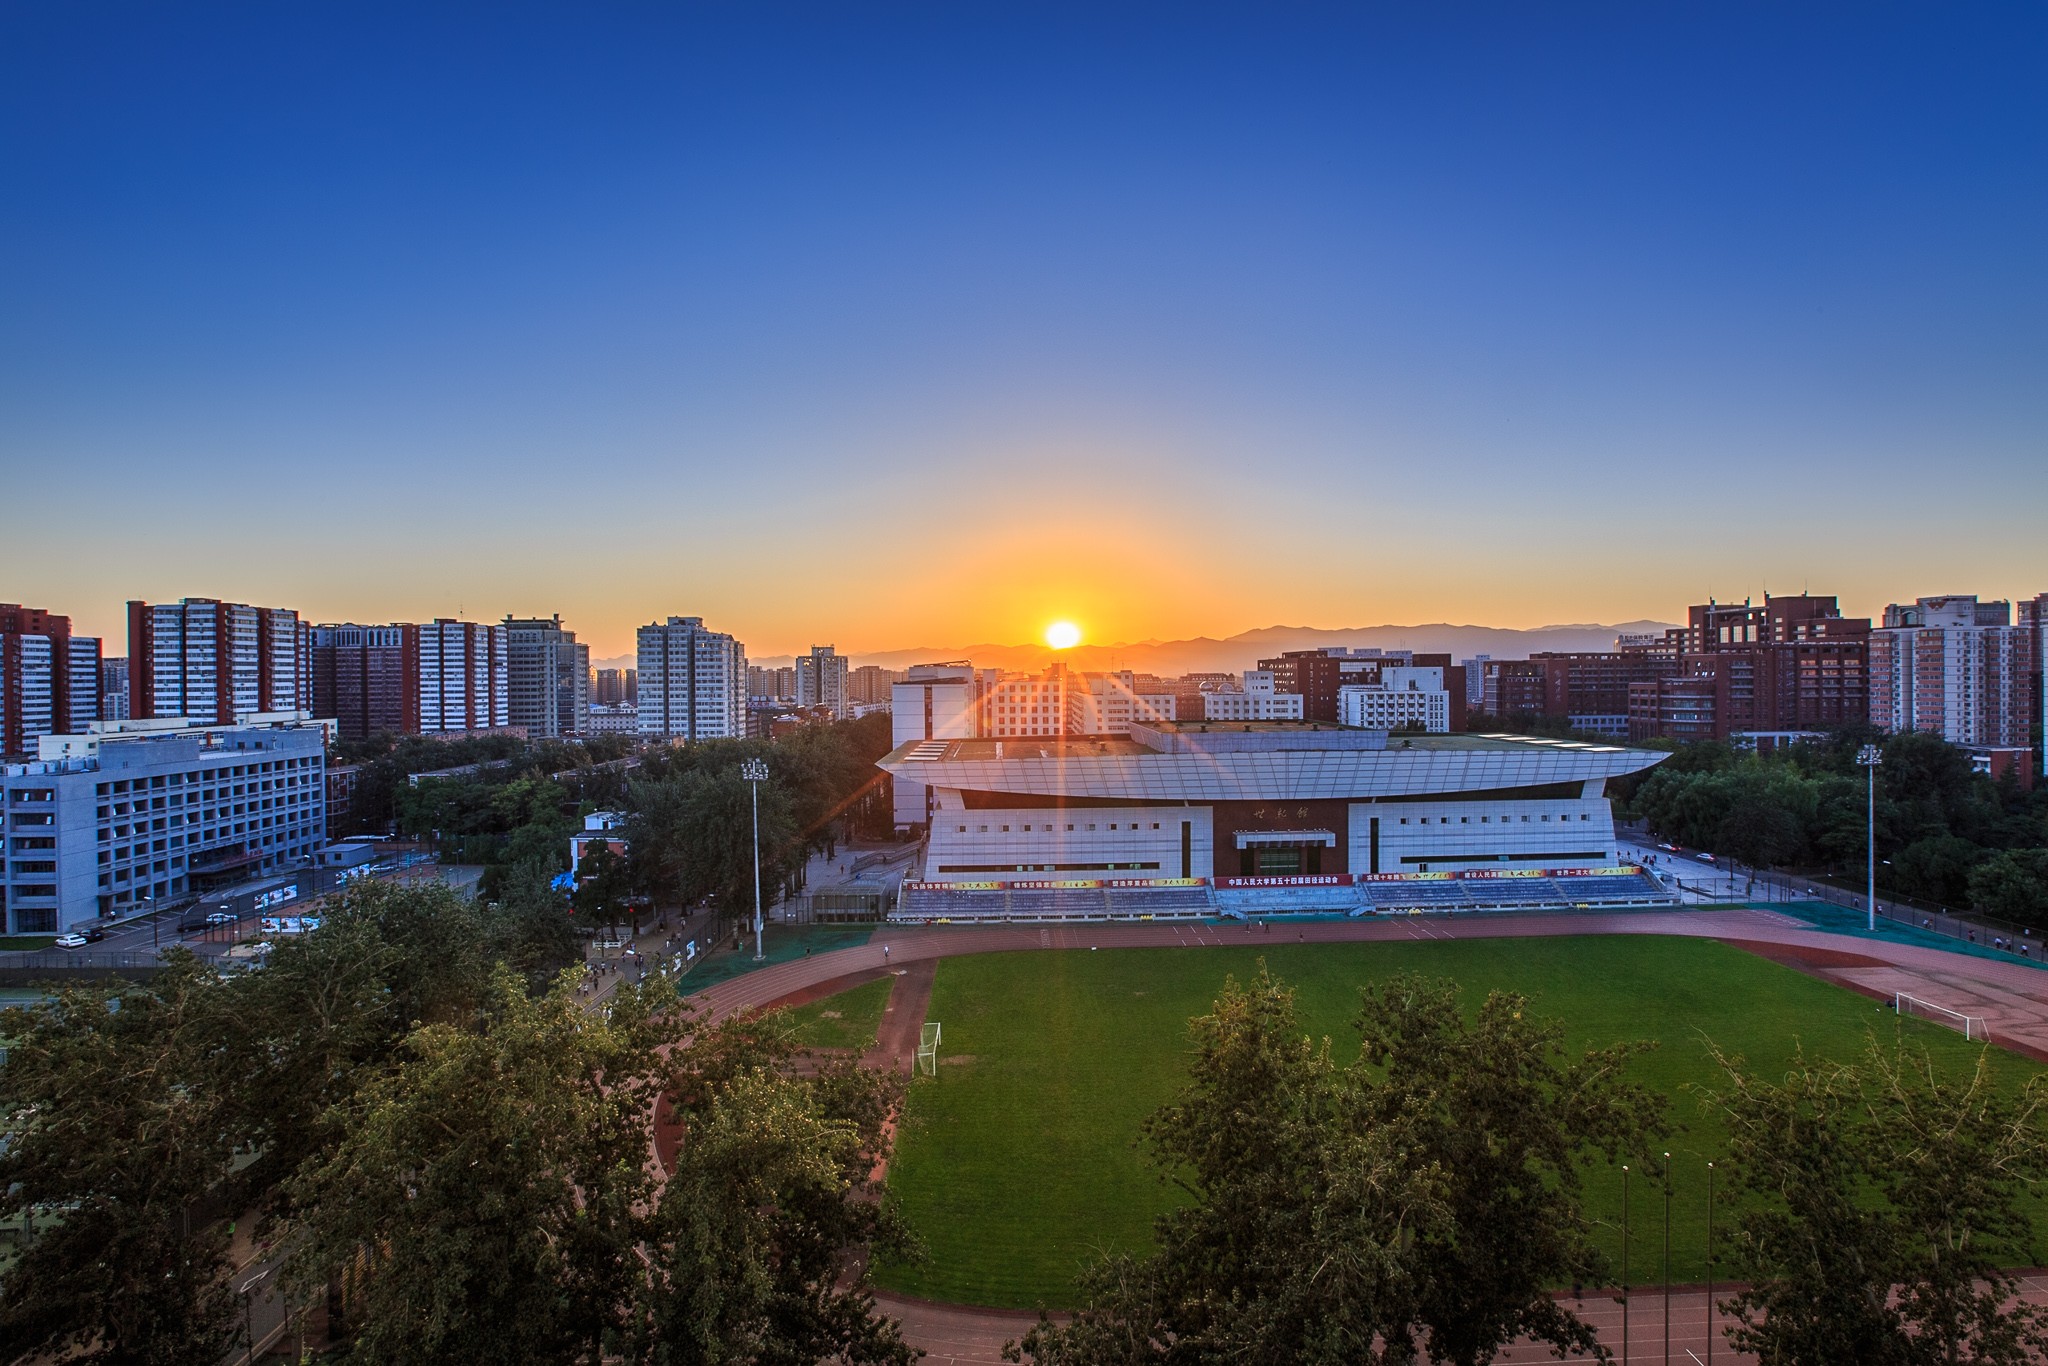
905,881 -> 1002,891
1214,874 -> 1353,888
1010,879 -> 1103,890
1106,878 -> 1206,889
1463,869 -> 1546,879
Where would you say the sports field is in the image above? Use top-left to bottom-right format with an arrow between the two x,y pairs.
867,936 -> 2048,1309
770,973 -> 895,1052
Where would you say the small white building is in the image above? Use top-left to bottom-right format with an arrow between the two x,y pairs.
1338,666 -> 1452,732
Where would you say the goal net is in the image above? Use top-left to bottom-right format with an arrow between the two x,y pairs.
1895,993 -> 1989,1042
916,1022 -> 941,1077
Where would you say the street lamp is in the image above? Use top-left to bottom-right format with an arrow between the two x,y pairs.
742,758 -> 769,961
1857,744 -> 1882,931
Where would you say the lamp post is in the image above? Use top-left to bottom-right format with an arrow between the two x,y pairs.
1621,1164 -> 1631,1366
1706,1160 -> 1716,1366
742,758 -> 769,961
1662,1152 -> 1672,1366
1857,744 -> 1882,931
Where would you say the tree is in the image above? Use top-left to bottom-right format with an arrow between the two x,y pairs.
1706,1036 -> 2048,1366
1014,968 -> 1666,1366
287,967 -> 667,1365
1969,848 -> 2048,928
0,958 -> 242,1364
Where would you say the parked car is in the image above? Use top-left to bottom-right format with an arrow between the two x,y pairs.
205,911 -> 237,926
1696,853 -> 1716,863
54,932 -> 87,948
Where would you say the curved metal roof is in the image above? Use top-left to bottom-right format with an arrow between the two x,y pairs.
880,738 -> 1667,802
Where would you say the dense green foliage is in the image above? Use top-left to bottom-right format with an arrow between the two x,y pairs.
0,880 -> 912,1364
1621,728 -> 2047,916
1707,1039 -> 2048,1365
880,937 -> 2048,1309
1014,966 -> 1667,1366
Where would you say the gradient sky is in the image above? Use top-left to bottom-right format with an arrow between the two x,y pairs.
4,4 -> 2043,660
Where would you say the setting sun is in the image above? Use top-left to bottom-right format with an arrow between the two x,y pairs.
1045,620 -> 1082,650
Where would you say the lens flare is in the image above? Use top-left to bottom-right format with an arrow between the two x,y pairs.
1045,621 -> 1082,650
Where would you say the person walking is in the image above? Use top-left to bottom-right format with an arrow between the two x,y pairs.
883,943 -> 891,963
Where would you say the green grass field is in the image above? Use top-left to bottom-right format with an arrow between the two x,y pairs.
874,936 -> 2048,1309
771,973 -> 895,1052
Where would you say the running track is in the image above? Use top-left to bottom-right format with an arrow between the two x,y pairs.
683,909 -> 2048,1363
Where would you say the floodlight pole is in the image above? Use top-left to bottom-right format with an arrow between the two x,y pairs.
1866,747 -> 1878,930
743,758 -> 769,961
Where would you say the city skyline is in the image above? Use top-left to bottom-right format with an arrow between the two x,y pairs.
6,7 -> 2045,658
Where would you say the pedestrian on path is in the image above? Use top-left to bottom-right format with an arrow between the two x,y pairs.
884,944 -> 891,962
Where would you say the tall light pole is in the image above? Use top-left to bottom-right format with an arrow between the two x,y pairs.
1857,744 -> 1882,931
742,758 -> 769,961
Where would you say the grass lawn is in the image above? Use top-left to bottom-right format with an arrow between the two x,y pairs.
876,936 -> 2048,1309
772,974 -> 896,1052
0,935 -> 56,951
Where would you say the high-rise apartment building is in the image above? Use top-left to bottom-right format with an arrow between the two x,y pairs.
1482,652 -> 1676,738
890,662 -> 991,827
415,619 -> 511,735
1627,595 -> 1869,742
309,620 -> 511,741
310,624 -> 408,740
1869,595 -> 2036,749
637,616 -> 747,741
593,667 -> 638,706
1,605 -> 100,757
795,645 -> 851,720
98,657 -> 129,722
504,616 -> 590,739
850,664 -> 905,707
128,598 -> 309,723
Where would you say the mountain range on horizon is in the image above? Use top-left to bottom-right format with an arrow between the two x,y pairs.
592,620 -> 1680,678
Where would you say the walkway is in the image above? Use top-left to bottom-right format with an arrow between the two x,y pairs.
680,907 -> 2048,1361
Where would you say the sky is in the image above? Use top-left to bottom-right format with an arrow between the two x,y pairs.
3,3 -> 2044,661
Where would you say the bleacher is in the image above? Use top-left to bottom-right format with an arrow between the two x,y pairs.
1212,885 -> 1366,917
895,867 -> 1674,924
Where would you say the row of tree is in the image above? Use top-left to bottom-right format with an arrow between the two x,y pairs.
0,879 -> 916,1365
1014,967 -> 2048,1366
380,711 -> 896,920
1617,727 -> 2048,923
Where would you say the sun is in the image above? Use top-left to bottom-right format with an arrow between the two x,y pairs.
1045,621 -> 1083,651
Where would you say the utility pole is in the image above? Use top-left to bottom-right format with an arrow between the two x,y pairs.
1858,745 -> 1882,931
743,758 -> 769,961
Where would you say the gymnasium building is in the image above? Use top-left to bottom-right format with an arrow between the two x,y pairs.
879,719 -> 1677,920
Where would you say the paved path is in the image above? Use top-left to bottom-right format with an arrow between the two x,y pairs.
685,908 -> 2048,1362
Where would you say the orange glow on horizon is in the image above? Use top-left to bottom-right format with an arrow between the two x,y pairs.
1045,620 -> 1082,650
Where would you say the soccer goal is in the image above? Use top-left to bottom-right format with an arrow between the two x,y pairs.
1895,993 -> 1990,1042
916,1022 -> 941,1077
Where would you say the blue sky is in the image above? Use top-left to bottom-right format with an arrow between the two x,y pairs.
3,4 -> 2043,658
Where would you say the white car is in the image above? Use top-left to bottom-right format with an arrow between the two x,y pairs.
54,932 -> 89,948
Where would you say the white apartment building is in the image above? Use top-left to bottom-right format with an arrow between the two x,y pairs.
417,619 -> 510,733
1338,665 -> 1453,732
130,598 -> 309,724
2,715 -> 327,934
638,616 -> 748,741
795,645 -> 852,720
1869,595 -> 2036,748
1066,674 -> 1177,735
1201,670 -> 1307,723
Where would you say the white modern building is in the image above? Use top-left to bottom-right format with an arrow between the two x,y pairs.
505,616 -> 590,740
1201,670 -> 1306,722
891,662 -> 992,827
638,616 -> 748,742
2,715 -> 328,934
1338,665 -> 1454,732
796,645 -> 852,720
